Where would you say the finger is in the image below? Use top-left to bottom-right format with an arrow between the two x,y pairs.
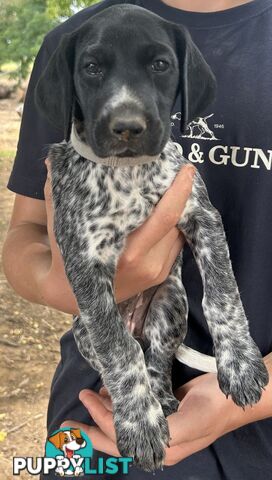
44,177 -> 52,201
88,427 -> 121,457
43,177 -> 54,237
175,376 -> 204,402
99,386 -> 109,397
45,158 -> 51,173
140,226 -> 181,257
152,225 -> 180,246
43,161 -> 52,205
61,421 -> 120,457
79,390 -> 116,442
98,393 -> 113,412
81,389 -> 110,405
155,233 -> 185,283
90,392 -> 113,412
60,420 -> 92,438
164,435 -> 214,467
119,225 -> 180,272
168,415 -> 198,447
127,164 -> 195,253
174,385 -> 192,402
167,392 -> 213,447
98,388 -> 113,411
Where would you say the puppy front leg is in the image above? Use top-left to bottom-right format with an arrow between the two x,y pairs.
67,257 -> 169,472
178,173 -> 269,407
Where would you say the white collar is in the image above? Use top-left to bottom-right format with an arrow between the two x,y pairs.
70,124 -> 161,167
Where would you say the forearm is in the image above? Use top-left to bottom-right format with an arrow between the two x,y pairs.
2,222 -> 156,315
3,223 -> 51,304
2,223 -> 79,315
2,222 -> 158,314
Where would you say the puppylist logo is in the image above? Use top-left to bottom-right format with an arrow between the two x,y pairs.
13,427 -> 133,477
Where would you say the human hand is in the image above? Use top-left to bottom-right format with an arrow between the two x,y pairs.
42,161 -> 195,311
115,164 -> 195,302
62,371 -> 270,467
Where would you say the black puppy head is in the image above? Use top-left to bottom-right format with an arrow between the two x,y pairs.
35,4 -> 216,157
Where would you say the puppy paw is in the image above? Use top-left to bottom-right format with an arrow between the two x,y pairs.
157,392 -> 179,417
217,342 -> 269,407
115,397 -> 169,471
146,367 -> 179,416
160,395 -> 179,417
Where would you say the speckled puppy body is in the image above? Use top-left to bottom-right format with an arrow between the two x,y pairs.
34,3 -> 269,471
49,136 -> 268,471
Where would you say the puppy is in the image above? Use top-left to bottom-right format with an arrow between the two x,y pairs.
36,3 -> 268,471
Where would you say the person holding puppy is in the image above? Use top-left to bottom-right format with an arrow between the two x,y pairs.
3,0 -> 272,479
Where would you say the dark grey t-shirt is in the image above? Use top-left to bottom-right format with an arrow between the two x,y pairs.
8,1 -> 272,479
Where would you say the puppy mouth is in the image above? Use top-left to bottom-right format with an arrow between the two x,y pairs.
106,136 -> 149,157
65,447 -> 74,459
115,147 -> 138,157
102,141 -> 143,157
90,127 -> 164,158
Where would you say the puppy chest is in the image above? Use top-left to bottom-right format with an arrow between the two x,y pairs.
53,149 -> 179,263
81,162 -> 175,260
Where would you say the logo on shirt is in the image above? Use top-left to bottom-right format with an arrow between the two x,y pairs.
171,110 -> 272,171
171,112 -> 219,140
13,427 -> 133,476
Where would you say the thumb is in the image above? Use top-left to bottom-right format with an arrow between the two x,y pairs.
167,393 -> 213,447
60,420 -> 92,438
44,160 -> 53,218
131,164 -> 195,252
45,158 -> 51,176
79,390 -> 116,442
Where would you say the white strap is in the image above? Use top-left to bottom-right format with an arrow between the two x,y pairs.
175,345 -> 217,373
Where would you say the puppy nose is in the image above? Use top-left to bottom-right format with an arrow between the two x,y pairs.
76,438 -> 85,445
110,117 -> 146,141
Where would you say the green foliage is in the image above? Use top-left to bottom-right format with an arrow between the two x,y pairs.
46,0 -> 100,19
0,0 -> 100,82
0,0 -> 57,82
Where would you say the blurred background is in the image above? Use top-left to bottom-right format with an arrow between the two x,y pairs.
0,1 -> 99,478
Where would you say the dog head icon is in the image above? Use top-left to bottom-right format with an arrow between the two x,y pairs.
48,429 -> 86,459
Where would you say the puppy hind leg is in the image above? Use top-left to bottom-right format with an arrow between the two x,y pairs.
143,255 -> 188,417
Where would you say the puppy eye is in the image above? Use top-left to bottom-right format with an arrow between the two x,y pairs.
64,437 -> 69,443
86,62 -> 102,76
151,59 -> 169,72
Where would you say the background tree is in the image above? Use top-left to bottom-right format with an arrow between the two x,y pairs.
46,0 -> 99,18
0,0 -> 100,83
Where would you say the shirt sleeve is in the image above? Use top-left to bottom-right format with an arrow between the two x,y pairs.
7,38 -> 64,200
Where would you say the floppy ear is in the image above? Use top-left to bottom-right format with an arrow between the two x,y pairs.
71,428 -> 82,439
48,432 -> 63,450
173,26 -> 217,134
35,32 -> 77,141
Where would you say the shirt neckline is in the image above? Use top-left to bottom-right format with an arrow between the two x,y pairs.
140,0 -> 272,28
